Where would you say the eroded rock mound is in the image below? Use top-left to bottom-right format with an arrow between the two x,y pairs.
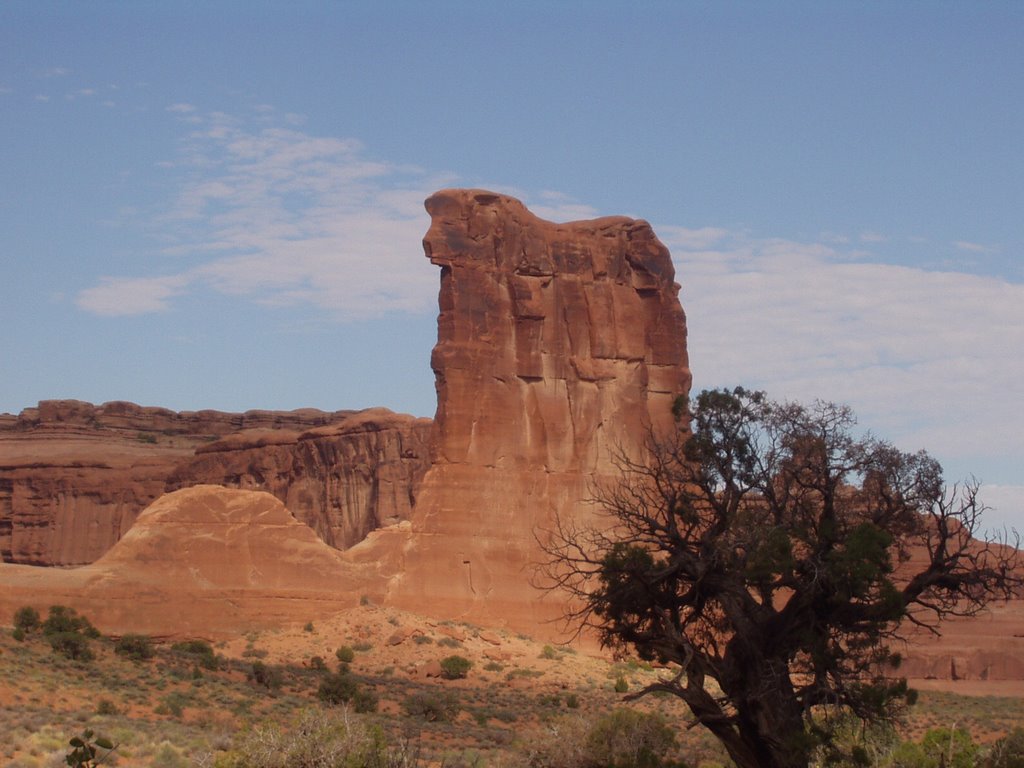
0,486 -> 368,637
366,189 -> 691,628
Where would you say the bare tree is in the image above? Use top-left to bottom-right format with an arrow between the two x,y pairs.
540,388 -> 1022,768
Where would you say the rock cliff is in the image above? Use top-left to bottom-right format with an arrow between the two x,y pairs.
0,400 -> 429,564
366,189 -> 692,628
167,408 -> 431,550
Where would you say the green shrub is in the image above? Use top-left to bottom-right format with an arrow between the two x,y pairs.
413,634 -> 434,645
13,605 -> 40,632
402,690 -> 460,722
64,729 -> 116,768
335,645 -> 355,664
352,641 -> 373,652
114,633 -> 154,661
303,621 -> 315,632
249,660 -> 283,691
588,709 -> 677,768
317,670 -> 358,705
12,626 -> 26,642
48,630 -> 94,661
440,655 -> 472,680
614,676 -> 629,693
171,639 -> 218,669
42,605 -> 99,638
96,698 -> 120,715
990,727 -> 1024,768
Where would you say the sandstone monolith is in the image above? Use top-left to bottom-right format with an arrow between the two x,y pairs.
371,189 -> 691,630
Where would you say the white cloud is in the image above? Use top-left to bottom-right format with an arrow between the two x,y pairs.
167,102 -> 197,113
672,228 -> 1024,491
77,110 -> 443,320
954,240 -> 999,254
976,484 -> 1024,535
75,275 -> 190,316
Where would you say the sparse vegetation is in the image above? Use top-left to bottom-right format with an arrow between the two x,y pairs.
440,654 -> 472,680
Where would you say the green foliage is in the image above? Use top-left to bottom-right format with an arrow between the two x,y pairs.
171,639 -> 219,669
613,676 -> 629,693
114,633 -> 154,661
335,645 -> 355,663
12,626 -> 26,642
42,605 -> 100,638
248,660 -> 283,691
544,386 -> 1023,768
14,605 -> 41,632
303,621 -> 315,633
588,709 -> 678,768
989,728 -> 1024,768
95,698 -> 120,715
890,727 -> 979,768
48,630 -> 94,661
402,690 -> 460,722
440,654 -> 472,679
315,668 -> 376,711
64,729 -> 117,768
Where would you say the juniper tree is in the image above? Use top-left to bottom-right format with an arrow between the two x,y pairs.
542,388 -> 1022,768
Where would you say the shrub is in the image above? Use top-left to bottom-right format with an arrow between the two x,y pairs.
352,641 -> 373,652
440,654 -> 472,680
171,639 -> 218,669
413,634 -> 434,645
990,728 -> 1024,768
42,605 -> 99,638
336,645 -> 355,664
303,621 -> 315,632
13,605 -> 40,632
96,698 -> 120,715
114,633 -> 154,661
588,709 -> 677,768
64,729 -> 116,768
318,670 -> 358,706
249,660 -> 283,691
402,690 -> 460,722
12,626 -> 26,642
48,630 -> 94,661
232,708 -> 401,768
613,676 -> 629,693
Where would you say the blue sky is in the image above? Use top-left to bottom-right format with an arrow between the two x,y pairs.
2,1 -> 1022,530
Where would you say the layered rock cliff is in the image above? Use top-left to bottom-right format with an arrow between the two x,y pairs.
371,189 -> 692,627
167,409 -> 431,550
0,400 -> 429,564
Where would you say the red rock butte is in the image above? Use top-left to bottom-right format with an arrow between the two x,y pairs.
356,188 -> 691,631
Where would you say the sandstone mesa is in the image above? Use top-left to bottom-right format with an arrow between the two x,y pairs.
0,189 -> 1020,685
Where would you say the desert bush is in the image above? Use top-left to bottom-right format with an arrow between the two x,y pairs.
352,641 -> 373,652
335,645 -> 355,664
402,690 -> 460,722
317,669 -> 371,710
890,727 -> 979,768
114,633 -> 154,661
516,709 -> 678,768
440,655 -> 472,680
249,660 -> 283,691
413,634 -> 434,645
13,606 -> 40,633
64,729 -> 117,768
48,631 -> 94,661
989,728 -> 1024,768
95,698 -> 120,716
42,605 -> 100,639
172,639 -> 219,670
229,707 -> 396,768
613,676 -> 629,693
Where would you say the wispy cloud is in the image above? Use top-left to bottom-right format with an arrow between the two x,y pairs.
954,240 -> 999,254
76,108 -> 449,319
76,275 -> 189,316
669,228 -> 1024,487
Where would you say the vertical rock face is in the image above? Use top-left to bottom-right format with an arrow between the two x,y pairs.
167,409 -> 432,550
383,189 -> 691,629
